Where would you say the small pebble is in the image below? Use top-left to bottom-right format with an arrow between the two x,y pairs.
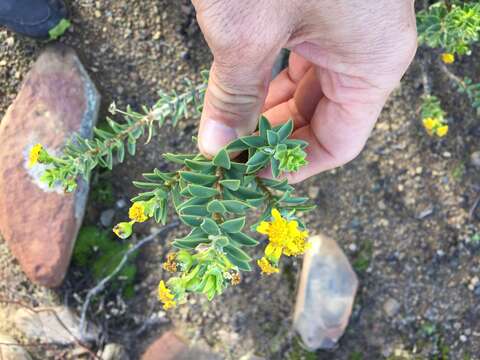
100,209 -> 115,227
471,151 -> 480,168
5,37 -> 15,47
383,298 -> 401,317
308,185 -> 320,199
115,199 -> 127,209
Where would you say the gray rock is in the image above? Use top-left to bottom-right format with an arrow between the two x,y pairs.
383,298 -> 401,317
293,234 -> 358,350
115,199 -> 127,209
0,333 -> 32,360
0,44 -> 100,287
14,306 -> 99,345
471,151 -> 480,168
100,209 -> 115,227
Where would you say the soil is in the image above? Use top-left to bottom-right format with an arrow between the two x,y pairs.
1,1 -> 479,359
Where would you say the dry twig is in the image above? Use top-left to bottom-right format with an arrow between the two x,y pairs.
79,221 -> 179,337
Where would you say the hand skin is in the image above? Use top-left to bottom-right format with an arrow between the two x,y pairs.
192,0 -> 417,183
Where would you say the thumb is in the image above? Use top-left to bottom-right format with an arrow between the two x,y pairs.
198,58 -> 276,157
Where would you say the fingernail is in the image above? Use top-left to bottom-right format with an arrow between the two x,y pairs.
199,119 -> 238,156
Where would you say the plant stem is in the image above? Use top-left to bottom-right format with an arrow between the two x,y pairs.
73,83 -> 206,169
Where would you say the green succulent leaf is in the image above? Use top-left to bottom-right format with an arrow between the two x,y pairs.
226,138 -> 250,152
224,244 -> 252,262
213,149 -> 231,169
179,171 -> 218,186
229,232 -> 259,247
258,115 -> 272,137
281,196 -> 309,205
220,217 -> 246,233
246,151 -> 270,168
180,205 -> 209,216
239,135 -> 266,148
219,179 -> 241,191
267,130 -> 279,146
285,139 -> 308,149
184,159 -> 216,173
187,185 -> 220,198
226,254 -> 252,271
201,218 -> 221,235
221,200 -> 253,214
276,119 -> 294,142
179,215 -> 203,227
163,153 -> 197,164
206,200 -> 228,214
173,236 -> 210,250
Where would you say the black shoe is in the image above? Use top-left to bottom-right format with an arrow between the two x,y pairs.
0,0 -> 69,40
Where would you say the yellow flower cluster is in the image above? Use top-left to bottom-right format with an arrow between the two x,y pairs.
28,144 -> 43,168
113,202 -> 149,239
441,52 -> 455,64
162,253 -> 178,273
158,280 -> 176,310
422,117 -> 449,137
230,272 -> 241,285
128,202 -> 148,223
256,209 -> 310,274
257,257 -> 279,274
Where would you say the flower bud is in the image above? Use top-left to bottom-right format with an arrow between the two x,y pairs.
113,221 -> 133,239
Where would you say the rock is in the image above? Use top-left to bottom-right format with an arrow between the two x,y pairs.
0,45 -> 100,287
0,333 -> 32,360
115,199 -> 127,209
383,298 -> 401,317
14,306 -> 99,345
471,151 -> 480,168
100,209 -> 115,227
415,205 -> 434,220
100,343 -> 129,360
142,332 -> 187,360
293,234 -> 358,350
308,185 -> 320,199
142,331 -> 220,360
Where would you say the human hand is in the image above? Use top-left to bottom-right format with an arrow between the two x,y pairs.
192,0 -> 417,183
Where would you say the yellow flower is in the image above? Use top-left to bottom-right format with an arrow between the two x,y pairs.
257,209 -> 310,261
257,257 -> 279,274
422,117 -> 438,135
128,202 -> 148,223
422,117 -> 449,138
231,272 -> 241,285
113,221 -> 133,239
158,280 -> 176,310
441,52 -> 455,64
436,125 -> 448,137
162,253 -> 178,273
28,144 -> 43,167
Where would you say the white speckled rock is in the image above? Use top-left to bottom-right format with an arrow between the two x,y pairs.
14,306 -> 98,345
0,333 -> 32,360
0,44 -> 100,287
293,234 -> 358,350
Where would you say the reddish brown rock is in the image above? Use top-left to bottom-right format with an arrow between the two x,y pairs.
142,332 -> 188,360
142,331 -> 220,360
0,45 -> 100,287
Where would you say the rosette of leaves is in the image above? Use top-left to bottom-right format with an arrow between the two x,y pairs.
38,74 -> 207,192
417,1 -> 480,56
129,117 -> 314,302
